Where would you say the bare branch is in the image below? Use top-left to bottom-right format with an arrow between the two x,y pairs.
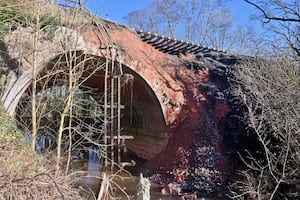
245,0 -> 300,22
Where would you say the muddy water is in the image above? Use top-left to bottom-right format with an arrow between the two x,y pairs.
111,174 -> 223,200
33,135 -> 224,199
71,147 -> 224,200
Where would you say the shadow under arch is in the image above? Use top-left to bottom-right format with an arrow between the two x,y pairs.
4,51 -> 168,160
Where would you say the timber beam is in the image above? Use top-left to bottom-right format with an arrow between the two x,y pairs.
136,30 -> 223,55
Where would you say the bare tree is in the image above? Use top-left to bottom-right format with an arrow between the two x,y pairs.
229,56 -> 300,199
1,0 -> 133,199
125,0 -> 259,53
31,0 -> 43,151
245,0 -> 300,57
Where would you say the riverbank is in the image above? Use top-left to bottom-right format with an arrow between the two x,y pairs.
0,106 -> 83,199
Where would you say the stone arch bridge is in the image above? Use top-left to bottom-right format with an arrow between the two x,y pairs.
1,19 -> 241,179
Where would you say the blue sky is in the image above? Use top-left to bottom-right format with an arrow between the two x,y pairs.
85,0 -> 153,23
226,1 -> 259,28
84,0 -> 259,29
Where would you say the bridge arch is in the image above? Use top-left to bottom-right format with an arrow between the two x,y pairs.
2,22 -> 188,160
3,51 -> 168,160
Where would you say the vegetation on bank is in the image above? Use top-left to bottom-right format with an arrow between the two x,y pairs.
0,1 -> 60,40
0,0 -> 91,40
0,105 -> 84,199
0,2 -> 116,199
227,56 -> 300,199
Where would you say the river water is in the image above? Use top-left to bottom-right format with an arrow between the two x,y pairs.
70,146 -> 224,200
32,135 -> 225,199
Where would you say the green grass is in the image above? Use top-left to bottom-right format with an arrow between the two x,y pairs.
0,105 -> 35,174
0,105 -> 24,145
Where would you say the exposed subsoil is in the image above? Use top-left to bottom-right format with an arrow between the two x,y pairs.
133,64 -> 233,197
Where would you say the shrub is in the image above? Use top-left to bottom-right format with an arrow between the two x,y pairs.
229,57 -> 300,199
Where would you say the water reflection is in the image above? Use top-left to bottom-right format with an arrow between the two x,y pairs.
86,146 -> 102,191
75,154 -> 224,200
35,135 -> 54,154
32,134 -> 224,199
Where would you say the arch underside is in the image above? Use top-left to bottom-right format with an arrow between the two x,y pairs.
13,52 -> 168,160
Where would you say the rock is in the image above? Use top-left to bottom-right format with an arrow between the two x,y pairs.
137,174 -> 151,200
161,187 -> 169,195
168,182 -> 182,195
180,192 -> 197,200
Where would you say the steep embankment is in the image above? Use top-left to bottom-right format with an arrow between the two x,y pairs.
146,52 -> 242,195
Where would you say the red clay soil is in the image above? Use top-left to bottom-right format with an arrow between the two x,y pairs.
145,63 -> 231,193
147,68 -> 206,170
96,23 -> 187,125
89,21 -> 234,187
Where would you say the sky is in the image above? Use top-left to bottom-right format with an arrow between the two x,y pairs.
84,0 -> 260,29
226,1 -> 258,27
85,0 -> 153,23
